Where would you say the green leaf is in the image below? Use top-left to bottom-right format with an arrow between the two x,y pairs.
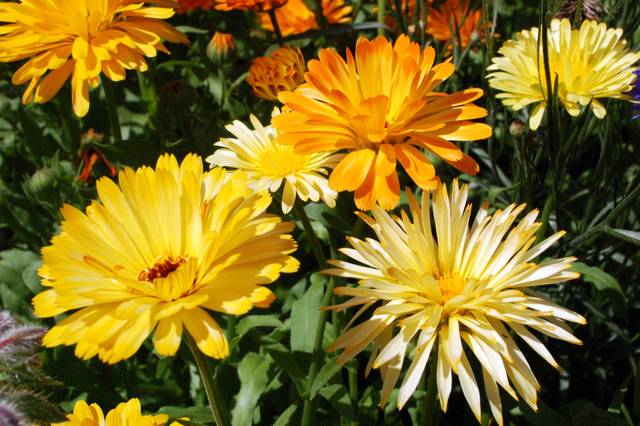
231,353 -> 272,426
273,405 -> 297,426
290,274 -> 324,354
158,406 -> 213,424
604,227 -> 640,247
310,360 -> 343,398
560,399 -> 625,426
318,384 -> 354,420
571,262 -> 626,311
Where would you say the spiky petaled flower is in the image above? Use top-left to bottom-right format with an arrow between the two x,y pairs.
427,0 -> 484,50
557,0 -> 605,22
0,0 -> 188,117
53,398 -> 180,426
487,19 -> 640,131
207,108 -> 341,213
206,32 -> 236,64
325,180 -> 585,425
247,45 -> 306,101
273,35 -> 492,211
32,154 -> 299,364
214,0 -> 286,11
259,0 -> 352,37
177,0 -> 215,12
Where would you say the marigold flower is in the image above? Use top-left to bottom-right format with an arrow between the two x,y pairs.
427,0 -> 484,50
32,154 -> 298,364
487,19 -> 640,130
53,398 -> 179,426
207,32 -> 236,64
207,108 -> 341,213
326,180 -> 585,425
214,0 -> 286,12
177,0 -> 215,12
274,35 -> 492,210
247,45 -> 306,101
259,0 -> 352,37
0,0 -> 188,117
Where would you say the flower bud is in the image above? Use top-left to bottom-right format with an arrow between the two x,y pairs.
246,45 -> 306,101
207,32 -> 236,65
28,168 -> 57,194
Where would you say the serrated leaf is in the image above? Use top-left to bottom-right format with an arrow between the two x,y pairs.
232,353 -> 272,426
290,275 -> 324,353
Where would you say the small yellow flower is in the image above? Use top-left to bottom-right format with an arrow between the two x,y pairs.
207,108 -> 341,213
326,180 -> 585,425
32,154 -> 298,364
247,45 -> 306,101
0,0 -> 188,117
487,19 -> 640,130
207,32 -> 236,64
259,0 -> 352,37
274,35 -> 492,211
53,398 -> 179,426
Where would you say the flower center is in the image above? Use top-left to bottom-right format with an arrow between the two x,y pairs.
258,147 -> 306,177
437,274 -> 465,303
137,256 -> 187,282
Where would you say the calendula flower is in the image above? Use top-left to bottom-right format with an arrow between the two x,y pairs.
206,32 -> 236,64
326,180 -> 585,425
557,0 -> 605,21
214,0 -> 286,11
0,0 -> 188,117
53,398 -> 180,426
207,108 -> 340,213
247,45 -> 306,101
274,35 -> 492,210
259,0 -> 352,37
32,154 -> 298,364
427,0 -> 484,50
487,19 -> 640,130
177,0 -> 215,13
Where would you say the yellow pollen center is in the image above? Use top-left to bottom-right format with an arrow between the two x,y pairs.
437,274 -> 465,303
138,256 -> 187,282
258,148 -> 306,177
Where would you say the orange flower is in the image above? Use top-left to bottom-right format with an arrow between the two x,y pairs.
259,0 -> 352,37
247,45 -> 305,101
427,0 -> 484,50
207,32 -> 235,63
214,0 -> 286,12
274,35 -> 492,210
177,0 -> 215,12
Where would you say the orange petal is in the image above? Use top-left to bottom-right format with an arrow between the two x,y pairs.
394,144 -> 436,189
375,144 -> 396,177
329,149 -> 376,192
446,152 -> 480,175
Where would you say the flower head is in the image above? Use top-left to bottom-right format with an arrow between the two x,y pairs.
259,0 -> 352,37
53,398 -> 177,426
247,45 -> 306,101
32,154 -> 298,364
274,35 -> 492,211
214,0 -> 286,11
177,0 -> 215,12
0,0 -> 188,117
207,32 -> 236,64
326,180 -> 585,425
487,19 -> 640,130
427,0 -> 484,50
207,108 -> 340,213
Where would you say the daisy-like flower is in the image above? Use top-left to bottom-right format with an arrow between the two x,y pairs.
207,108 -> 341,213
206,32 -> 236,64
53,398 -> 180,426
325,180 -> 585,425
0,0 -> 188,117
259,0 -> 352,37
214,0 -> 286,11
273,35 -> 492,211
427,0 -> 484,50
32,154 -> 298,364
247,45 -> 306,101
487,19 -> 640,130
177,0 -> 215,12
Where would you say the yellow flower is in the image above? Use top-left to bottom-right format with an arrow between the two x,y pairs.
206,108 -> 341,213
0,0 -> 188,117
32,154 -> 298,364
273,35 -> 492,211
53,398 -> 179,426
427,0 -> 484,50
214,0 -> 286,11
326,180 -> 585,425
259,0 -> 352,37
207,32 -> 236,64
247,45 -> 306,101
487,19 -> 640,130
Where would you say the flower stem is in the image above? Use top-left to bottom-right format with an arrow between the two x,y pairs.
102,78 -> 122,145
377,0 -> 386,36
268,8 -> 285,47
420,360 -> 439,426
185,333 -> 231,426
292,199 -> 326,267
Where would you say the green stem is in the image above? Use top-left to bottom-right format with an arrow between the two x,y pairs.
102,78 -> 122,145
292,199 -> 326,267
420,359 -> 439,426
268,8 -> 285,46
54,99 -> 80,155
377,0 -> 386,36
185,333 -> 231,426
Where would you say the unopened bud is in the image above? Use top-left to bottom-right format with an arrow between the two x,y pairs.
207,32 -> 236,65
509,120 -> 526,138
28,168 -> 57,194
